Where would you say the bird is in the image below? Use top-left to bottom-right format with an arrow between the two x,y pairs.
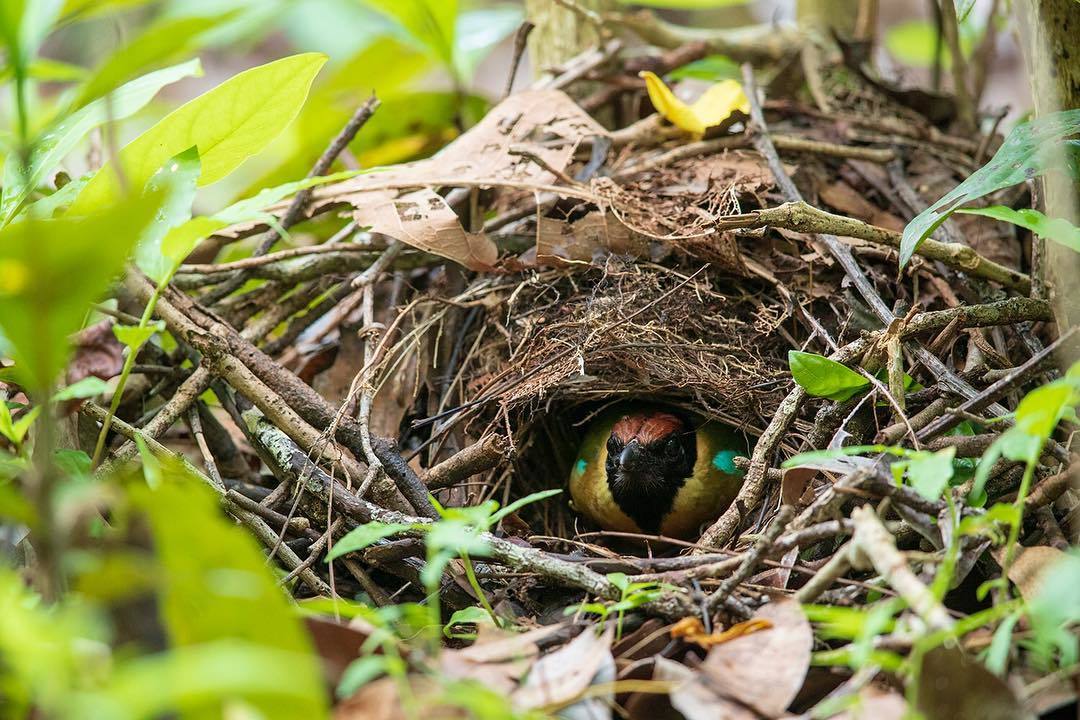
568,406 -> 748,539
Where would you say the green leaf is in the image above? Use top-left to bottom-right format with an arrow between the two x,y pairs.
984,611 -> 1020,675
1026,549 -> 1080,668
131,461 -> 327,718
0,57 -> 87,83
0,59 -> 202,224
668,54 -> 740,82
362,0 -> 457,73
52,376 -> 108,402
71,14 -> 225,109
901,109 -> 1080,267
326,522 -> 412,561
0,190 -> 163,391
0,402 -> 39,446
907,446 -> 956,501
788,350 -> 871,401
955,0 -> 977,21
53,448 -> 91,477
112,321 -> 164,352
70,52 -> 327,214
443,605 -> 492,637
958,206 -> 1080,254
488,488 -> 561,526
336,656 -> 390,699
135,147 -> 202,284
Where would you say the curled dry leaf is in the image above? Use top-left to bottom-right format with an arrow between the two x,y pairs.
68,319 -> 124,386
653,657 -> 758,720
535,211 -> 647,266
699,596 -> 813,717
354,189 -> 496,271
511,625 -> 614,711
313,89 -> 606,270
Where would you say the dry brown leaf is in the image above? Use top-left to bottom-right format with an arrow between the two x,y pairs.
439,623 -> 564,694
670,616 -> 774,649
998,545 -> 1074,602
781,466 -> 818,506
512,625 -> 614,711
699,596 -> 813,717
653,657 -> 758,720
535,211 -> 646,265
68,319 -> 123,386
354,189 -> 496,271
916,645 -> 1029,720
303,615 -> 372,688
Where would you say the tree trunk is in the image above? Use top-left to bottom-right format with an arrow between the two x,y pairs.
1019,0 -> 1080,351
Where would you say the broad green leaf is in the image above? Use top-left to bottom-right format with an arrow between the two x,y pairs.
782,444 -> 904,468
984,611 -> 1020,675
85,642 -> 332,720
0,190 -> 163,391
71,14 -> 225,109
112,321 -> 164,352
59,0 -> 150,22
959,206 -> 1080,254
971,378 -> 1078,502
158,168 -> 361,264
907,446 -> 956,501
326,521 -> 412,561
442,605 -> 492,638
669,54 -> 740,82
788,350 -> 871,401
71,52 -> 327,213
0,57 -> 87,83
901,109 -> 1080,267
52,376 -> 108,401
135,148 -> 202,283
132,463 -> 326,719
0,59 -> 202,224
362,0 -> 457,73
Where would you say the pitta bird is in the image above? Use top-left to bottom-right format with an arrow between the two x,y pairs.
569,407 -> 747,538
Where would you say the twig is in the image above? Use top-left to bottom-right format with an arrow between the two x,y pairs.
706,505 -> 796,612
849,505 -> 953,632
423,435 -> 511,490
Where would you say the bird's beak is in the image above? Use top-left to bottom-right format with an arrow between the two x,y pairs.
618,439 -> 641,469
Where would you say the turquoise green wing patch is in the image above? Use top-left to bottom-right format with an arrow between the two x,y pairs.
574,458 -> 588,476
712,449 -> 742,475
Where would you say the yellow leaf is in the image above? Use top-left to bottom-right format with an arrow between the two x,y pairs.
640,71 -> 750,136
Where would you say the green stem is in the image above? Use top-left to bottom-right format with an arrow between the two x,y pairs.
90,275 -> 169,468
461,550 -> 500,627
1001,459 -> 1038,582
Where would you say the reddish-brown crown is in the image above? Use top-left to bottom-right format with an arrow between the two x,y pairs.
611,411 -> 685,445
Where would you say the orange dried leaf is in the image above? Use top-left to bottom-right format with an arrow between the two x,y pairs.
671,616 -> 774,648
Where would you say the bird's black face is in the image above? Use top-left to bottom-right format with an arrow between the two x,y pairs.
604,412 -> 697,532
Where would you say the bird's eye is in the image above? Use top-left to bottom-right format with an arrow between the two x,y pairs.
664,437 -> 681,458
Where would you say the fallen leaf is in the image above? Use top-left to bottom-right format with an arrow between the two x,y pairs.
68,319 -> 124,386
781,466 -> 818,506
1000,545 -> 1075,602
699,596 -> 813,717
653,657 -> 757,720
640,72 -> 749,136
512,625 -> 614,711
440,623 -> 562,694
535,211 -> 646,266
670,616 -> 774,649
916,645 -> 1029,720
354,189 -> 496,271
304,615 -> 372,688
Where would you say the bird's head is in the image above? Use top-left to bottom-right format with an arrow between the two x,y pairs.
604,410 -> 697,489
